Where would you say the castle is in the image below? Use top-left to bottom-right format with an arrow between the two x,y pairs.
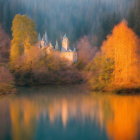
38,32 -> 77,64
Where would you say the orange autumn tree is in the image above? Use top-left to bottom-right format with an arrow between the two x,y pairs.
101,20 -> 140,88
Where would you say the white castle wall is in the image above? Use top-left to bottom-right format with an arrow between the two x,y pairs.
60,52 -> 77,64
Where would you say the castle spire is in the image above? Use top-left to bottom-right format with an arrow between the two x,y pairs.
44,31 -> 49,45
63,34 -> 67,39
55,40 -> 59,50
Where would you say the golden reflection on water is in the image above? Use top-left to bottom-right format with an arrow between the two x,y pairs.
106,96 -> 140,140
9,92 -> 140,140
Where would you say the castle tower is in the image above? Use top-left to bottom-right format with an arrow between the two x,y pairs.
48,42 -> 53,49
61,34 -> 69,52
41,38 -> 45,48
46,42 -> 54,54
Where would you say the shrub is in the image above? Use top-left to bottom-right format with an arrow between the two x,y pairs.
85,54 -> 114,91
0,66 -> 15,94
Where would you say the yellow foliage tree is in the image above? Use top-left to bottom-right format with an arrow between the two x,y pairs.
10,14 -> 37,68
101,20 -> 140,88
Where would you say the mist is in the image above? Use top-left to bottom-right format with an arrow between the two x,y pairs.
0,0 -> 135,45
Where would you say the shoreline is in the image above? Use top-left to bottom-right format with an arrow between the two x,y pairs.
1,83 -> 140,96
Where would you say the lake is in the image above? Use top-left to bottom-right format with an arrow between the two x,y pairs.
0,85 -> 140,140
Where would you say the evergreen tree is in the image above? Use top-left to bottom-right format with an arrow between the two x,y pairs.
128,0 -> 140,36
134,0 -> 140,35
86,55 -> 114,91
97,13 -> 120,46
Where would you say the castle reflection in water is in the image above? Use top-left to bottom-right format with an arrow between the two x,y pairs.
0,86 -> 140,140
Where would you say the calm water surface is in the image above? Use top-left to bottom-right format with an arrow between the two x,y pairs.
0,86 -> 140,140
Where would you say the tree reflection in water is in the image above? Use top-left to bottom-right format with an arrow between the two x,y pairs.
0,86 -> 140,140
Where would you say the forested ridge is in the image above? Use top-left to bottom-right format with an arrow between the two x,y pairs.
0,0 -> 136,45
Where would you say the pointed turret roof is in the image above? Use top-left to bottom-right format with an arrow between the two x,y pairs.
63,34 -> 67,39
55,40 -> 59,50
44,31 -> 48,43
